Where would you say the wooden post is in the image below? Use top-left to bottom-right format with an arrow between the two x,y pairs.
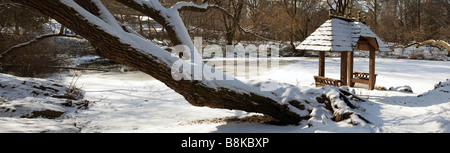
319,52 -> 325,77
369,46 -> 376,90
348,51 -> 354,87
340,52 -> 348,86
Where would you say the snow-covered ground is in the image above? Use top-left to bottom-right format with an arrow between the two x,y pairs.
1,57 -> 449,133
252,57 -> 449,94
0,73 -> 88,133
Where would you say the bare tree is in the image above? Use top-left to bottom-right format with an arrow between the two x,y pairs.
209,0 -> 245,45
370,0 -> 449,44
277,0 -> 325,51
278,0 -> 301,52
365,0 -> 381,26
327,0 -> 354,16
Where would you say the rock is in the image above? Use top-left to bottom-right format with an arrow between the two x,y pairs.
29,110 -> 65,119
434,79 -> 450,89
389,85 -> 413,93
375,86 -> 387,91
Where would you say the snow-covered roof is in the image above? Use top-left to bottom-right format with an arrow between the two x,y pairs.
296,18 -> 391,52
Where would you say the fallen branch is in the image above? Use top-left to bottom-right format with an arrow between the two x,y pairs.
400,40 -> 450,51
49,66 -> 116,72
415,40 -> 450,51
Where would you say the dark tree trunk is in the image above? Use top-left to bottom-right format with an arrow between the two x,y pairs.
10,0 -> 304,125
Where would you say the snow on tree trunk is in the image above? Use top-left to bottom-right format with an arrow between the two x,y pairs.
10,0 -> 371,126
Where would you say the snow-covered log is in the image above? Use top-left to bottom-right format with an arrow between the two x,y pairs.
9,0 -> 370,125
415,40 -> 450,52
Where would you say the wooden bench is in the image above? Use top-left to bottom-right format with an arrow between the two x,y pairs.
314,76 -> 342,87
351,71 -> 377,85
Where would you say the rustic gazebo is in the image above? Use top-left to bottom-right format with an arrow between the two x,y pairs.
296,14 -> 391,90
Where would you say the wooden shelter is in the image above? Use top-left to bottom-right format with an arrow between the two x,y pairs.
296,15 -> 391,90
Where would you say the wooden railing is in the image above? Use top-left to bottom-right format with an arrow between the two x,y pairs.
314,72 -> 378,88
351,71 -> 377,84
353,72 -> 370,80
314,76 -> 342,87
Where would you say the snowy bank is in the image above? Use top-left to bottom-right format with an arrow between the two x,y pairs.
0,73 -> 91,132
0,57 -> 448,133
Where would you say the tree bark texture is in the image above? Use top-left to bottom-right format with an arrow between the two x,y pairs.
9,0 -> 307,125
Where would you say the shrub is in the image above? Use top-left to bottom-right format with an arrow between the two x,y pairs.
0,36 -> 65,78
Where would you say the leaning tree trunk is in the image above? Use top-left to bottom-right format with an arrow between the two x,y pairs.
9,0 -> 304,125
9,0 -> 369,125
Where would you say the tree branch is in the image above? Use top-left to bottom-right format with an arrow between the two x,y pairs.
116,0 -> 202,61
172,1 -> 209,12
90,0 -> 123,30
115,0 -> 185,46
49,66 -> 115,72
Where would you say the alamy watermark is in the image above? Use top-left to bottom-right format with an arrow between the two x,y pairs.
171,37 -> 280,91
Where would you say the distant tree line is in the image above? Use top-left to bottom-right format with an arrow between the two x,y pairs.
154,0 -> 449,46
1,0 -> 449,50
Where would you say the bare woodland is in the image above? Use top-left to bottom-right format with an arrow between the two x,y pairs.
2,0 -> 448,47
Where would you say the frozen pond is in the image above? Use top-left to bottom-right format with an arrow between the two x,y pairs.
78,57 -> 304,81
203,58 -> 302,78
77,57 -> 449,93
1,57 -> 449,133
66,57 -> 449,133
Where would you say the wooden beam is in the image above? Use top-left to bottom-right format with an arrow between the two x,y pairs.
340,52 -> 348,86
319,52 -> 325,77
367,37 -> 380,51
369,46 -> 376,90
347,51 -> 355,87
356,37 -> 381,52
356,43 -> 370,51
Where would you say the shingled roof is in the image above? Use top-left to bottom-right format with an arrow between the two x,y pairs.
296,18 -> 391,52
